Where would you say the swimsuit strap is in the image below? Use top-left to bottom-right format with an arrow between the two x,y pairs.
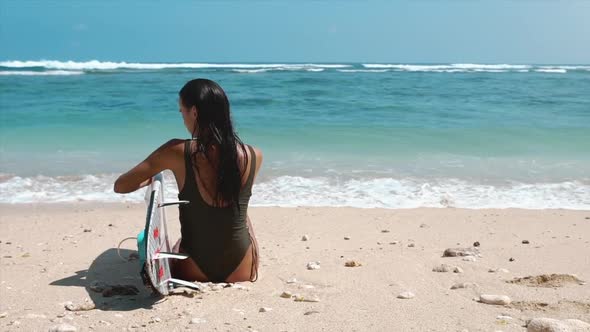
184,140 -> 195,189
245,144 -> 257,189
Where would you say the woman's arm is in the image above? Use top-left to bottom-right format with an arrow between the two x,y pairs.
113,139 -> 182,194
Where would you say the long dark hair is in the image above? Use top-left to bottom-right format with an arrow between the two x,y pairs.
179,79 -> 246,208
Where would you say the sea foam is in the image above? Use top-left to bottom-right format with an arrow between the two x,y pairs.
0,60 -> 350,71
361,63 -> 532,72
1,173 -> 587,209
0,70 -> 84,76
2,60 -> 588,74
535,68 -> 567,73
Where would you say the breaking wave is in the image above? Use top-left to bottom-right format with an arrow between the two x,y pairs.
1,173 -> 587,209
2,60 -> 588,75
0,60 -> 350,71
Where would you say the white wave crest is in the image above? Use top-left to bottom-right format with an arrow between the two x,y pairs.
362,63 -> 531,72
451,63 -> 531,70
539,65 -> 590,70
0,173 -> 177,204
252,177 -> 590,209
233,69 -> 270,74
535,68 -> 567,73
0,60 -> 351,71
338,69 -> 389,73
0,70 -> 84,76
1,174 -> 588,209
233,67 -> 325,74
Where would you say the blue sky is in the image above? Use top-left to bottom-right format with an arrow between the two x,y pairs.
1,0 -> 589,63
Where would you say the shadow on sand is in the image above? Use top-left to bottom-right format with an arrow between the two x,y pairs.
50,248 -> 161,311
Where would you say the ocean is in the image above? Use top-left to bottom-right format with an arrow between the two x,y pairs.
1,60 -> 589,209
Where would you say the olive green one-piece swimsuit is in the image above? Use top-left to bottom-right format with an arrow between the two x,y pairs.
178,140 -> 257,282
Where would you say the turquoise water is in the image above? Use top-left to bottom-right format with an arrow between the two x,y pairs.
1,61 -> 589,208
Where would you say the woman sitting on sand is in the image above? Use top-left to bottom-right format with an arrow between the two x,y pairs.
114,78 -> 262,283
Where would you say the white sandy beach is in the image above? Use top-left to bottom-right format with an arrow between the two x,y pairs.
1,204 -> 589,331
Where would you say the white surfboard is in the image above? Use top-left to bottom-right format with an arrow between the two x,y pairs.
140,172 -> 199,296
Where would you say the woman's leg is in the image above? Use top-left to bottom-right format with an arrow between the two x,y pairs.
171,238 -> 209,282
226,216 -> 259,283
225,245 -> 254,283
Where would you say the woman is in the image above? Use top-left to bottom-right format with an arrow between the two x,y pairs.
114,78 -> 262,283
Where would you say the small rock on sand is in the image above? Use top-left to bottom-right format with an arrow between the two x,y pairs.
450,282 -> 477,290
407,243 -> 415,248
344,236 -> 350,240
286,278 -> 297,284
190,318 -> 206,324
89,281 -> 107,292
210,284 -> 224,291
230,283 -> 248,290
527,318 -> 590,332
507,274 -> 585,287
433,264 -> 454,272
280,291 -> 293,298
473,241 -> 480,247
453,267 -> 464,273
522,240 -> 530,244
479,294 -> 511,305
443,247 -> 479,257
344,260 -> 362,267
65,302 -> 95,312
306,261 -> 320,270
294,295 -> 320,303
397,291 -> 415,299
301,235 -> 309,241
381,229 -> 390,233
259,307 -> 272,312
170,286 -> 201,296
102,285 -> 139,297
0,312 -> 7,318
49,323 -> 77,332
488,268 -> 509,273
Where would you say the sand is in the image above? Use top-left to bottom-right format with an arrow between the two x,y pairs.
1,203 -> 589,331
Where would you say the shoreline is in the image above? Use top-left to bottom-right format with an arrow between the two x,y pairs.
1,201 -> 588,210
1,204 -> 589,330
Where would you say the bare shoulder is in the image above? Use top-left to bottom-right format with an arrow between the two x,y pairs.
250,145 -> 263,161
247,144 -> 263,174
156,138 -> 185,156
162,138 -> 186,150
149,139 -> 186,167
242,144 -> 263,164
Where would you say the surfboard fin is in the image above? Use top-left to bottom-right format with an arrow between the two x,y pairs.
167,278 -> 203,290
158,200 -> 190,207
152,252 -> 190,260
